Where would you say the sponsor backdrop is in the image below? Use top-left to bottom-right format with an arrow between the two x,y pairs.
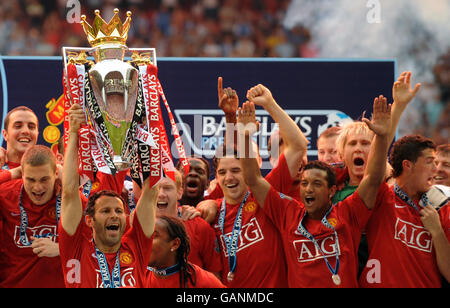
0,57 -> 395,174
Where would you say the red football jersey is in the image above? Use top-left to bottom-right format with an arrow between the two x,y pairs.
263,184 -> 388,287
360,187 -> 450,288
59,214 -> 153,288
265,152 -> 301,202
146,263 -> 226,288
0,179 -> 65,288
212,193 -> 288,288
183,215 -> 222,274
0,161 -> 20,184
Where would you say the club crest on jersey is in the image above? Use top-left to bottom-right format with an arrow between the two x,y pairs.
120,252 -> 134,265
47,207 -> 57,220
394,218 -> 432,253
293,234 -> 341,262
244,201 -> 257,213
328,218 -> 338,228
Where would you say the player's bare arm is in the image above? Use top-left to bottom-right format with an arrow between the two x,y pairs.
238,101 -> 270,208
358,95 -> 392,210
134,178 -> 158,238
389,71 -> 421,142
61,104 -> 85,236
247,84 -> 308,177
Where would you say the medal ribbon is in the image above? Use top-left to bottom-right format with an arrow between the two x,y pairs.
218,191 -> 250,276
147,263 -> 181,277
394,183 -> 428,214
94,245 -> 121,288
18,185 -> 61,246
295,205 -> 341,280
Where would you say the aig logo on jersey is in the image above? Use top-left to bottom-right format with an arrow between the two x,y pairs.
293,235 -> 341,263
219,218 -> 264,257
394,218 -> 432,253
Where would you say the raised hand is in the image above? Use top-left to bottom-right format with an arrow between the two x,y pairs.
246,84 -> 274,109
218,77 -> 239,115
237,101 -> 260,137
363,95 -> 392,137
393,71 -> 421,108
68,103 -> 86,133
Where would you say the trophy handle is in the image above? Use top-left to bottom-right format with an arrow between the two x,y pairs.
127,48 -> 157,67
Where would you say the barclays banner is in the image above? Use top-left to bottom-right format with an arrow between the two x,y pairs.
0,56 -> 395,173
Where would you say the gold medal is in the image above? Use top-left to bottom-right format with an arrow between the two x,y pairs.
332,274 -> 341,286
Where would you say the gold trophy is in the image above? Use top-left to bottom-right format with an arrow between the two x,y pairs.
62,8 -> 157,171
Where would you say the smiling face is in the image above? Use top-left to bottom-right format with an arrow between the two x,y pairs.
86,195 -> 127,251
148,218 -> 180,269
434,151 -> 450,186
216,157 -> 247,204
22,162 -> 57,205
3,109 -> 39,162
157,177 -> 183,216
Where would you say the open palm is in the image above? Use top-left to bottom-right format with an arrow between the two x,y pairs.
363,95 -> 392,137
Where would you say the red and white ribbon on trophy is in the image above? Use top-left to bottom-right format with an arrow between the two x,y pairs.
63,61 -> 189,189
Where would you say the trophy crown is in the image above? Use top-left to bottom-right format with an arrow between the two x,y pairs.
80,8 -> 132,47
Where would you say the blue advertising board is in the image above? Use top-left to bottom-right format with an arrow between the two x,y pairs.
0,56 -> 395,173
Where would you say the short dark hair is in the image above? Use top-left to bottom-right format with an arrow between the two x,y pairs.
303,160 -> 336,188
21,145 -> 56,172
176,155 -> 211,180
4,106 -> 38,131
84,190 -> 126,217
212,143 -> 239,173
389,134 -> 436,178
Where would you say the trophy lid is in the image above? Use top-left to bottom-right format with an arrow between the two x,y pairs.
80,8 -> 132,48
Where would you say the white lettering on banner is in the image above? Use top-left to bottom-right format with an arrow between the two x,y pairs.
394,218 -> 432,253
293,235 -> 341,262
13,225 -> 57,248
218,218 -> 264,257
174,109 -> 352,159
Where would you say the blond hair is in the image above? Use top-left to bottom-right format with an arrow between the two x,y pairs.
336,121 -> 374,158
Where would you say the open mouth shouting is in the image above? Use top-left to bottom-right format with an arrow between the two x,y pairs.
185,177 -> 202,197
157,201 -> 168,210
105,222 -> 121,236
304,195 -> 316,207
353,157 -> 365,167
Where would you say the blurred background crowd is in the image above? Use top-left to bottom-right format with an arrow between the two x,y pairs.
0,0 -> 448,145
